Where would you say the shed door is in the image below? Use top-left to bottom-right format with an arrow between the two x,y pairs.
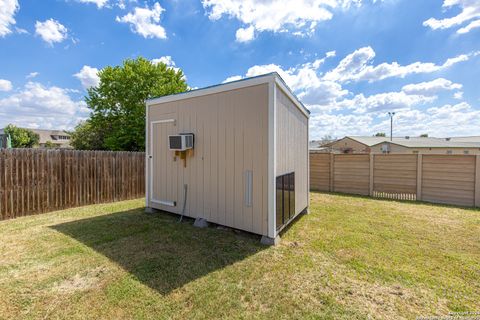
150,117 -> 178,209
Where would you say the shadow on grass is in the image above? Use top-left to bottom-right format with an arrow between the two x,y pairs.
51,208 -> 265,295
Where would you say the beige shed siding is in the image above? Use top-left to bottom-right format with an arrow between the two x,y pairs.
373,155 -> 417,194
333,154 -> 370,195
147,84 -> 269,236
421,155 -> 476,207
275,86 -> 309,214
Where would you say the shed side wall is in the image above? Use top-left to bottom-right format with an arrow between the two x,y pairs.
147,84 -> 269,236
275,85 -> 309,216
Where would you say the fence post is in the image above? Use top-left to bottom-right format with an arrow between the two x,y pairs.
475,155 -> 480,207
329,153 -> 334,192
416,154 -> 423,201
369,154 -> 374,196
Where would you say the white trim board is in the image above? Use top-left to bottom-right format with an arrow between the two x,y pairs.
274,77 -> 310,118
149,118 -> 176,206
268,80 -> 277,238
145,99 -> 150,208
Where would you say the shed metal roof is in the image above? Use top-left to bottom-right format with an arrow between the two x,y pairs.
146,72 -> 310,117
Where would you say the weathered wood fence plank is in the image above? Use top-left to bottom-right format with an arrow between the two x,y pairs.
0,149 -> 145,220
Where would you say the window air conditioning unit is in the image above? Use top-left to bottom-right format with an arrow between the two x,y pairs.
168,133 -> 194,151
381,143 -> 390,153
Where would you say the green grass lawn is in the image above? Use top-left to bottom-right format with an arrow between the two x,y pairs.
0,193 -> 479,319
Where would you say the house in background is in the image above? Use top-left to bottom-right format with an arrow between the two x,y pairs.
322,136 -> 480,155
0,128 -> 72,149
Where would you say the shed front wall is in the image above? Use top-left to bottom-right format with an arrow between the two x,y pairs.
275,85 -> 309,218
147,84 -> 269,236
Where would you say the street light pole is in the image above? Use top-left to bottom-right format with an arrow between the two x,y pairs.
388,112 -> 396,141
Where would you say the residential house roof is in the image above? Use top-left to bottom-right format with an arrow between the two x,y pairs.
331,136 -> 480,149
0,128 -> 71,147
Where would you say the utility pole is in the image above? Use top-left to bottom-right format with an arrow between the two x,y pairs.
388,112 -> 395,141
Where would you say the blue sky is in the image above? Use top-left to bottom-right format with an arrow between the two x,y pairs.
0,0 -> 479,139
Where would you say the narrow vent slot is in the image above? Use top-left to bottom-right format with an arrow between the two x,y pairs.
245,170 -> 253,207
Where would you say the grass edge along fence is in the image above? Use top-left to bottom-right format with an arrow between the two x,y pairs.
310,152 -> 480,208
0,149 -> 145,220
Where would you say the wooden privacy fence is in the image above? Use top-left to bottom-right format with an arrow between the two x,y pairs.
0,149 -> 145,220
310,152 -> 480,207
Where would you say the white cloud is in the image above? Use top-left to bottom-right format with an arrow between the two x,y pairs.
424,0 -> 480,34
70,0 -> 131,9
0,0 -> 19,37
401,78 -> 462,96
236,25 -> 255,42
298,80 -> 348,106
223,46 -> 480,139
26,72 -> 39,79
15,26 -> 28,34
335,91 -> 437,114
202,0 -> 367,40
323,46 -> 375,82
388,102 -> 480,137
116,2 -> 167,39
311,101 -> 480,138
243,50 -> 338,92
0,82 -> 88,129
74,65 -> 100,89
35,19 -> 68,45
152,55 -> 176,67
76,0 -> 109,8
222,75 -> 242,83
324,46 -> 475,83
0,79 -> 13,91
325,50 -> 336,58
151,56 -> 184,76
458,18 -> 480,33
117,0 -> 126,9
227,52 -> 348,106
454,91 -> 464,99
310,112 -> 374,138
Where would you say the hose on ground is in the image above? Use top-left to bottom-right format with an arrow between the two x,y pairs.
179,184 -> 187,222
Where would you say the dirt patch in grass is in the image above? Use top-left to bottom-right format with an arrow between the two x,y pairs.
51,266 -> 108,294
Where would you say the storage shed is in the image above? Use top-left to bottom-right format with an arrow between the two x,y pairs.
145,72 -> 310,244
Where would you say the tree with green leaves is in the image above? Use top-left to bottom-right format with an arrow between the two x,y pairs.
44,141 -> 57,148
374,132 -> 386,137
69,120 -> 107,150
3,124 -> 40,148
81,57 -> 188,151
420,133 -> 428,137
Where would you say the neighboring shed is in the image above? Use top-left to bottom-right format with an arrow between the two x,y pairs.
145,73 -> 310,244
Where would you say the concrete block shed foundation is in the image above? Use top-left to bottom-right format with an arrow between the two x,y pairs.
145,72 -> 310,244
